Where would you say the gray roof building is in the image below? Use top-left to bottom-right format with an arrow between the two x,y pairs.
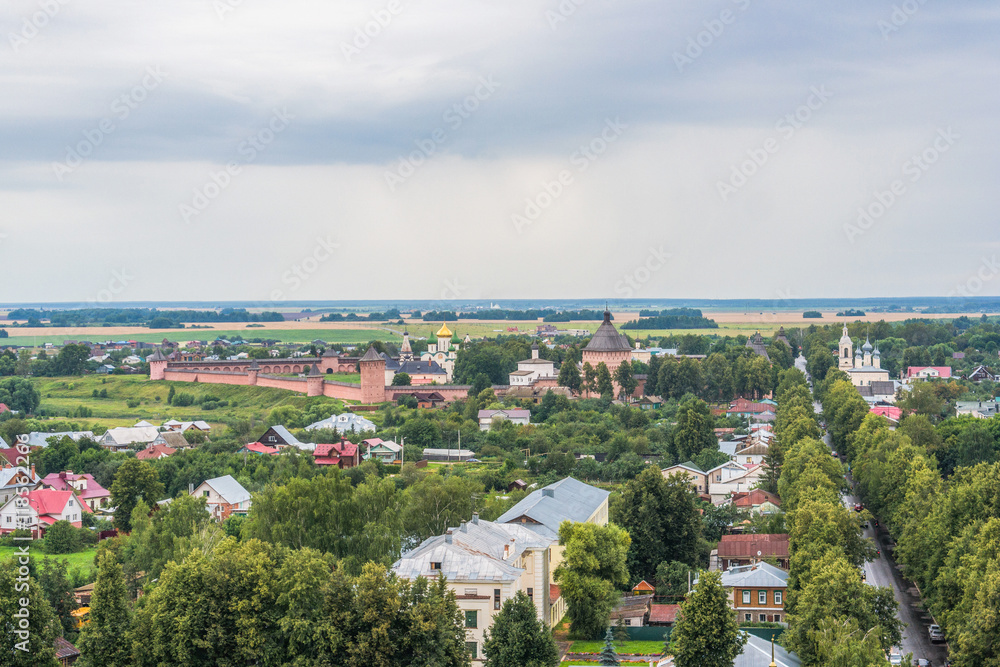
719,561 -> 789,589
198,475 -> 251,505
496,477 -> 610,540
583,311 -> 632,352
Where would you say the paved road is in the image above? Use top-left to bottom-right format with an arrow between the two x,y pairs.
842,478 -> 950,664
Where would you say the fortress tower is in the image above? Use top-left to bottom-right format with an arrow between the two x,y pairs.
359,346 -> 387,404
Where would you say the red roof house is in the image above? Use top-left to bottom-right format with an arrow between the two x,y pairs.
731,489 -> 781,511
314,438 -> 361,468
40,471 -> 111,511
717,533 -> 789,569
870,405 -> 902,421
135,444 -> 177,461
649,604 -> 681,626
238,442 -> 280,455
906,366 -> 953,379
0,489 -> 90,534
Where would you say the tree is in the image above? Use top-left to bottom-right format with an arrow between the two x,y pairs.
41,520 -> 81,554
0,376 -> 41,413
613,361 -> 637,401
558,359 -> 582,393
555,521 -> 631,638
470,373 -> 492,396
655,560 -> 691,600
403,474 -> 482,542
582,362 -> 597,396
670,397 -> 716,462
671,570 -> 746,667
55,343 -> 91,375
598,628 -> 620,666
37,558 -> 78,637
79,551 -> 133,667
806,348 -> 835,383
109,459 -> 164,532
612,466 -> 703,584
482,590 -> 558,667
897,380 -> 946,419
0,559 -> 61,666
596,362 -> 614,399
391,372 -> 412,386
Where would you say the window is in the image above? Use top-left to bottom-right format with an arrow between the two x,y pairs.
774,591 -> 783,605
744,613 -> 752,622
430,562 -> 441,570
742,590 -> 751,604
760,614 -> 766,622
758,590 -> 767,605
527,587 -> 533,602
774,614 -> 781,622
203,490 -> 210,497
465,611 -> 477,628
465,642 -> 477,658
464,588 -> 478,597
624,619 -> 631,626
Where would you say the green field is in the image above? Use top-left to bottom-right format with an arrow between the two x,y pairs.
0,545 -> 98,578
1,328 -> 397,347
567,639 -> 666,655
31,375 -> 347,427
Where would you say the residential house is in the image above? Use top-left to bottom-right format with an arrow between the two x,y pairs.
422,448 -> 475,462
716,534 -> 789,570
412,391 -> 446,408
964,365 -> 998,383
40,471 -> 110,511
0,489 -> 88,535
99,426 -> 160,452
25,431 -> 95,449
648,604 -> 681,627
636,395 -> 664,410
906,366 -> 953,380
258,425 -> 305,449
0,466 -> 41,505
190,475 -> 251,520
727,398 -> 775,419
162,420 -> 212,433
733,441 -> 769,466
632,580 -> 655,594
610,594 -> 653,627
662,462 -> 709,494
719,561 -> 789,624
238,442 -> 280,455
54,636 -> 81,666
135,443 -> 177,461
856,380 -> 899,404
507,479 -> 528,492
870,405 -> 902,422
313,439 -> 361,468
363,438 -> 402,464
304,413 -> 376,433
152,431 -> 191,449
507,343 -> 557,386
478,409 -> 531,431
956,400 -> 1000,419
730,489 -> 781,515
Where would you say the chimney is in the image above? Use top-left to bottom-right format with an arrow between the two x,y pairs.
445,532 -> 453,544
189,482 -> 194,495
460,521 -> 468,533
472,513 -> 479,525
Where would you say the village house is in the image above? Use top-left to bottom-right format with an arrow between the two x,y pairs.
730,489 -> 781,515
305,413 -> 376,433
190,475 -> 251,520
313,439 -> 361,468
99,426 -> 160,452
610,594 -> 653,627
25,431 -> 95,449
955,400 -> 1000,419
363,438 -> 402,464
258,425 -> 307,449
662,462 -> 709,494
716,534 -> 790,570
0,466 -> 41,505
964,365 -> 998,382
238,442 -> 280,455
906,366 -> 953,380
478,409 -> 531,431
40,471 -> 110,510
719,561 -> 789,624
393,477 -> 610,662
152,431 -> 191,449
0,489 -> 88,535
135,443 -> 177,461
162,419 -> 212,433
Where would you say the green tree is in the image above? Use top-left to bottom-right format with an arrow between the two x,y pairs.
0,559 -> 61,666
392,372 -> 412,386
596,362 -> 614,399
671,570 -> 746,667
482,590 -> 558,667
109,459 -> 165,532
558,359 -> 582,393
79,551 -> 133,667
403,474 -> 483,542
37,558 -> 78,637
806,348 -> 835,383
613,361 -> 637,401
612,466 -> 703,583
670,397 -> 716,462
598,627 -> 620,666
582,362 -> 597,395
41,519 -> 81,554
554,521 -> 631,638
655,560 -> 692,600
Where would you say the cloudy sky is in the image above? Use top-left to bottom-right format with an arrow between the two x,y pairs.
1,0 -> 998,304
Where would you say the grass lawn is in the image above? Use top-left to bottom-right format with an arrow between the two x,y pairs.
0,545 -> 98,577
31,375 -> 347,426
568,639 -> 666,655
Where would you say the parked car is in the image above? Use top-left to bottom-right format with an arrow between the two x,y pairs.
915,659 -> 932,666
888,648 -> 903,666
854,503 -> 863,512
929,624 -> 945,643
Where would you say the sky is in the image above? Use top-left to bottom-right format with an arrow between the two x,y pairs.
1,0 -> 998,304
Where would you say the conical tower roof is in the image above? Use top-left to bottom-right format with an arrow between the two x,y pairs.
584,310 -> 631,352
359,346 -> 383,362
308,363 -> 321,376
148,347 -> 167,362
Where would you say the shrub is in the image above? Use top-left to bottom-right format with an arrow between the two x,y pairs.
126,399 -> 140,408
41,521 -> 82,554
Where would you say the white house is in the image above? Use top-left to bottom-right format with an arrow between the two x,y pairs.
478,409 -> 531,431
24,431 -> 95,449
100,426 -> 160,451
0,467 -> 41,505
0,489 -> 86,535
304,413 -> 376,433
507,343 -> 557,386
190,475 -> 251,520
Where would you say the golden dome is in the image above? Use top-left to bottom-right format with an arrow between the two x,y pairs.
436,322 -> 452,338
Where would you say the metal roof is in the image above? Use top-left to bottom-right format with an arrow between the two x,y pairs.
583,311 -> 631,352
495,477 -> 609,540
200,475 -> 251,505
